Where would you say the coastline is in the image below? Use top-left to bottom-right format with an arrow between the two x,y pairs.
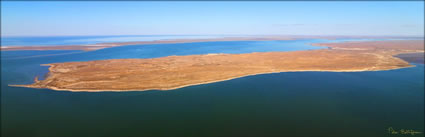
9,64 -> 415,92
8,39 -> 424,92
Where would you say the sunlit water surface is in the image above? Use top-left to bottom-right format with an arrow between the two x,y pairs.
1,37 -> 423,137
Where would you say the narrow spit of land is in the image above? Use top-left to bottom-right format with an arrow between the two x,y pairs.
11,40 -> 424,92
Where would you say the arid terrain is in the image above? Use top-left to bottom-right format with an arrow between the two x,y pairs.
11,40 -> 424,92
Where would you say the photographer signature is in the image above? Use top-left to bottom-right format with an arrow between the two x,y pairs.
388,127 -> 422,136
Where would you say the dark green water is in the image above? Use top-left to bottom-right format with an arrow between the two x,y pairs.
1,40 -> 424,137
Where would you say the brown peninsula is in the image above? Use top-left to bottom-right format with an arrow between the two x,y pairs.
11,40 -> 424,92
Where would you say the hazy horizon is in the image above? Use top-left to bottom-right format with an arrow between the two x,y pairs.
2,34 -> 425,38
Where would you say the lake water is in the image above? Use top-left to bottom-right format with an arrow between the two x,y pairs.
1,37 -> 423,137
1,35 -> 247,46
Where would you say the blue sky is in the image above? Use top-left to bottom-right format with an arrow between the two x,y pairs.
1,2 -> 424,36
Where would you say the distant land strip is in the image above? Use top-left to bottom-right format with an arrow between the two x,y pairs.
10,40 -> 424,92
1,35 -> 421,51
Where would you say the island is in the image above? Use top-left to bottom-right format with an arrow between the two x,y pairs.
10,40 -> 424,92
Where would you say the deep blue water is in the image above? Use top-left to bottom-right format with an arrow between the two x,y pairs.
1,38 -> 423,137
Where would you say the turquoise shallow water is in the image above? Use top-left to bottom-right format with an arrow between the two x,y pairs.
1,38 -> 423,137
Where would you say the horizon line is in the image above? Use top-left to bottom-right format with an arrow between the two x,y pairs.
1,34 -> 424,38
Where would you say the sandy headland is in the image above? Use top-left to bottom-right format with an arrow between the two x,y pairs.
10,40 -> 424,92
